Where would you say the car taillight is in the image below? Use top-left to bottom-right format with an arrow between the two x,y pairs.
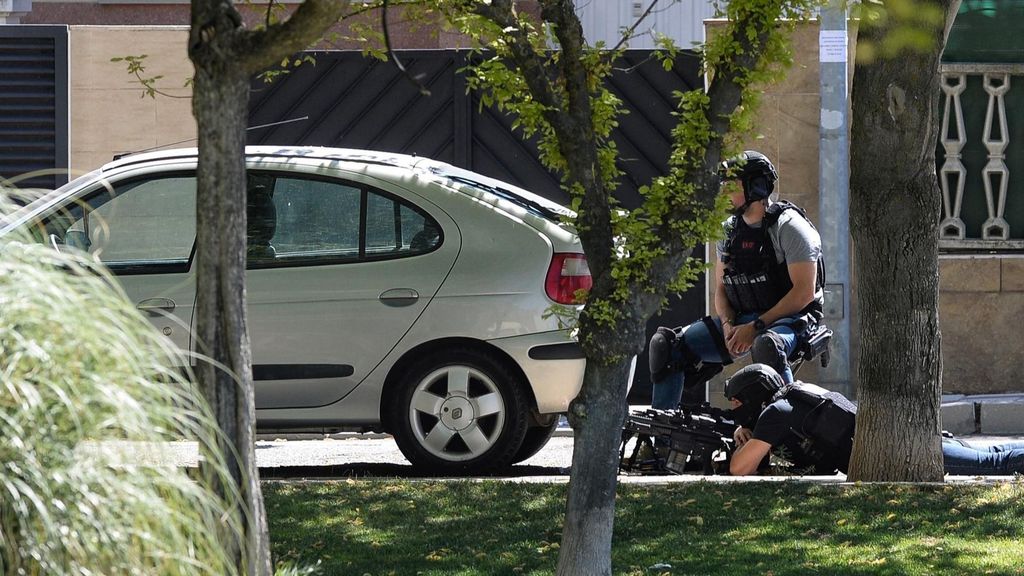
545,253 -> 592,304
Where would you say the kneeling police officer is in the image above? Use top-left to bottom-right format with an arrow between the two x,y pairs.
650,150 -> 826,409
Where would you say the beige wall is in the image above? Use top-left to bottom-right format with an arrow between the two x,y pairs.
939,257 -> 1024,394
69,26 -> 194,174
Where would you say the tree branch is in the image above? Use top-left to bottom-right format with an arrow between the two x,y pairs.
665,7 -> 777,240
539,0 -> 614,274
237,0 -> 353,74
382,0 -> 431,96
473,0 -> 566,131
610,0 -> 661,52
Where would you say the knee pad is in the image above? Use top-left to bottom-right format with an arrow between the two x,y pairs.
648,324 -> 724,388
648,327 -> 680,384
751,332 -> 787,376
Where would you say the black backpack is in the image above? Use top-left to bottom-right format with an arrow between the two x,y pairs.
774,382 -> 856,473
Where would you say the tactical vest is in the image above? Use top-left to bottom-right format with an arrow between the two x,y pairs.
772,382 -> 856,474
721,201 -> 825,316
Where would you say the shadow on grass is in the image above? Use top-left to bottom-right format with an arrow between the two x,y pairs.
265,480 -> 1024,576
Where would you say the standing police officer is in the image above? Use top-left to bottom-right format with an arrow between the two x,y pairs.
649,150 -> 825,409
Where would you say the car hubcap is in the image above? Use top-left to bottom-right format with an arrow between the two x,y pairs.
409,365 -> 505,462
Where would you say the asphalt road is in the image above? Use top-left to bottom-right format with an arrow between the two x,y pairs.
248,432 -> 1024,480
127,432 -> 1022,481
253,434 -> 576,479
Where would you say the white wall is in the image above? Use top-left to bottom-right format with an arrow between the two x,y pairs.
574,0 -> 719,49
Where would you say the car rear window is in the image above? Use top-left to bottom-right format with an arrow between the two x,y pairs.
428,166 -> 572,223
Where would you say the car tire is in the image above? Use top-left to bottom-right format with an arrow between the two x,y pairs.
390,348 -> 530,474
511,418 -> 559,464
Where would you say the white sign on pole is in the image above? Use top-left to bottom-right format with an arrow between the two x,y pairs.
819,30 -> 848,63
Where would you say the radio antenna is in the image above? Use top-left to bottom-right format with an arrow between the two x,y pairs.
112,116 -> 311,161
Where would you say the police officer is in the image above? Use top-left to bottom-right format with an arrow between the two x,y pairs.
727,364 -> 1024,476
649,150 -> 824,409
725,363 -> 854,475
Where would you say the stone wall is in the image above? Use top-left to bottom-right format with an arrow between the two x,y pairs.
939,257 -> 1024,394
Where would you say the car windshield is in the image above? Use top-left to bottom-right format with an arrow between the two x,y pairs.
428,166 -> 573,222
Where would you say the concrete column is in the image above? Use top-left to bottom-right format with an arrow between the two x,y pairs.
817,3 -> 853,398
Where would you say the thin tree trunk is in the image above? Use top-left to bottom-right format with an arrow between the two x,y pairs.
189,2 -> 271,572
556,360 -> 631,576
187,2 -> 352,572
190,61 -> 273,574
847,0 -> 961,481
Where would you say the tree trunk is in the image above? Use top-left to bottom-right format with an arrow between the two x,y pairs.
190,49 -> 273,576
556,359 -> 631,576
455,2 -> 791,573
189,2 -> 270,572
187,2 -> 352,572
847,0 -> 961,482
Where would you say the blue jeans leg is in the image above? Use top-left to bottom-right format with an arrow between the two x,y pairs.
650,314 -> 806,409
651,317 -> 731,409
651,371 -> 685,410
942,439 -> 1024,475
749,318 -> 800,383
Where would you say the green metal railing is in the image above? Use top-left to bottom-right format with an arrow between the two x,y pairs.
937,0 -> 1023,250
938,63 -> 1024,250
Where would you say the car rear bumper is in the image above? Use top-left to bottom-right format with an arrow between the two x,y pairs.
487,330 -> 586,414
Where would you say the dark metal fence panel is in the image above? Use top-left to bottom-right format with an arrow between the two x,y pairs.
248,49 -> 705,402
249,52 -> 462,162
0,25 -> 69,191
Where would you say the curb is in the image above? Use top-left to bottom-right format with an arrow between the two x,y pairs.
941,393 -> 1024,435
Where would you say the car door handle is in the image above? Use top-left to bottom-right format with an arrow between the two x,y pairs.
137,297 -> 176,316
379,288 -> 419,307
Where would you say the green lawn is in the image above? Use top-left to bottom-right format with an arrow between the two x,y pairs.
265,480 -> 1024,576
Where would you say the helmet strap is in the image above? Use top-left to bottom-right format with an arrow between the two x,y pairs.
732,199 -> 752,218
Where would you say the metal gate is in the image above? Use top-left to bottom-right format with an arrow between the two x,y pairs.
0,26 -> 69,191
247,49 -> 706,402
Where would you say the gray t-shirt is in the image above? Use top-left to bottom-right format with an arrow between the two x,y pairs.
717,202 -> 823,301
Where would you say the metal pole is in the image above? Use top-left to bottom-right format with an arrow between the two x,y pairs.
817,1 -> 853,398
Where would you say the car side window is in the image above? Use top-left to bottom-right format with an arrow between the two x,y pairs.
58,176 -> 196,270
249,173 -> 440,266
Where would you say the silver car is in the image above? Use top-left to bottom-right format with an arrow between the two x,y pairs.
1,147 -> 589,473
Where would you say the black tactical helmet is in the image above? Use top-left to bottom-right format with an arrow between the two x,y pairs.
724,363 -> 784,405
724,363 -> 785,428
719,150 -> 778,203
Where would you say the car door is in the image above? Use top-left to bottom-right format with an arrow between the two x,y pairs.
243,172 -> 459,410
46,174 -> 197,353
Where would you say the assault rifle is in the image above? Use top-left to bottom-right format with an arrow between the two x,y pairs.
619,403 -> 739,475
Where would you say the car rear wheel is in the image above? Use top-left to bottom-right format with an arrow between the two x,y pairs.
390,348 -> 529,474
512,417 -> 559,464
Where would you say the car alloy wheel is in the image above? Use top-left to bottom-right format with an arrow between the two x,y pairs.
391,349 -> 528,473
